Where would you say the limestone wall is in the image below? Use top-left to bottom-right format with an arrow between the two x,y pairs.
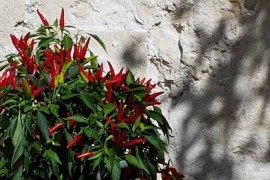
1,0 -> 270,179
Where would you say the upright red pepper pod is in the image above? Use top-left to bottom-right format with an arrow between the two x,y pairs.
60,8 -> 65,29
37,10 -> 49,26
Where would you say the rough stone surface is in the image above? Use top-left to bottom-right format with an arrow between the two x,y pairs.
1,0 -> 270,179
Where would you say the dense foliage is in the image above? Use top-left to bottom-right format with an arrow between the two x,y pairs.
0,9 -> 184,180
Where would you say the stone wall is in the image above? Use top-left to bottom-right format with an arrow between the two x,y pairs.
1,0 -> 270,179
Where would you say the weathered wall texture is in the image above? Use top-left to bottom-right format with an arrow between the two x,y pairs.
1,0 -> 270,179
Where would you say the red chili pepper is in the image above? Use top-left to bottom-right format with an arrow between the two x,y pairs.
10,34 -> 19,50
114,130 -> 127,146
0,106 -> 5,113
95,63 -> 103,81
144,79 -> 156,91
37,10 -> 49,26
146,101 -> 161,106
49,122 -> 65,135
78,64 -> 94,83
105,68 -> 123,87
31,86 -> 45,98
13,158 -> 24,168
143,92 -> 163,102
0,69 -> 17,90
32,128 -> 40,139
116,102 -> 124,122
122,105 -> 144,124
9,60 -> 19,69
105,86 -> 114,103
65,112 -> 76,127
122,138 -> 147,147
73,38 -> 90,61
162,167 -> 185,180
67,134 -> 83,148
60,8 -> 65,29
107,61 -> 115,77
76,151 -> 94,159
105,116 -> 117,134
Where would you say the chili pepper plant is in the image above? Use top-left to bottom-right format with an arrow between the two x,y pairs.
0,9 -> 184,180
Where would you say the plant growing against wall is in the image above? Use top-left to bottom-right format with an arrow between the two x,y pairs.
0,9 -> 184,180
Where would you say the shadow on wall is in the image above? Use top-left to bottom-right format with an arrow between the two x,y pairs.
119,0 -> 270,179
170,0 -> 270,180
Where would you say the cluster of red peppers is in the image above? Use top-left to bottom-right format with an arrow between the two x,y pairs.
0,8 -> 184,180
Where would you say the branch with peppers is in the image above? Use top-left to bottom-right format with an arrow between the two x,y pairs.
0,8 -> 184,180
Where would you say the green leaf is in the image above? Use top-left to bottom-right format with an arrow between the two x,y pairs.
61,93 -> 79,100
50,104 -> 59,117
45,149 -> 62,164
82,128 -> 99,141
103,103 -> 115,117
115,123 -> 130,130
111,158 -> 120,180
62,34 -> 73,49
0,64 -> 8,71
12,113 -> 25,147
11,165 -> 23,180
37,111 -> 50,143
92,153 -> 102,170
11,134 -> 26,166
39,106 -> 50,114
80,94 -> 95,111
66,114 -> 87,123
85,55 -> 98,63
128,83 -> 145,91
135,147 -> 150,174
27,75 -> 42,87
38,37 -> 54,48
0,158 -> 7,169
132,116 -> 141,132
126,71 -> 135,85
104,135 -> 115,156
147,158 -> 157,179
145,109 -> 171,138
53,19 -> 58,27
145,135 -> 165,152
125,154 -> 140,168
88,33 -> 107,52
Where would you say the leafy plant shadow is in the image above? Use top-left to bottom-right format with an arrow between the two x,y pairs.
170,0 -> 270,179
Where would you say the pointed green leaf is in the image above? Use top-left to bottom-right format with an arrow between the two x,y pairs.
126,71 -> 135,85
80,94 -> 95,111
66,114 -> 87,123
11,134 -> 26,165
88,33 -> 107,52
11,165 -> 22,180
145,135 -> 163,151
38,37 -> 53,48
12,113 -> 24,147
45,149 -> 62,164
37,111 -> 50,143
132,116 -> 141,132
0,64 -> 8,71
145,109 -> 171,137
62,34 -> 73,49
103,103 -> 115,117
135,147 -> 150,174
82,128 -> 99,141
50,104 -> 59,117
125,154 -> 140,168
112,158 -> 120,180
